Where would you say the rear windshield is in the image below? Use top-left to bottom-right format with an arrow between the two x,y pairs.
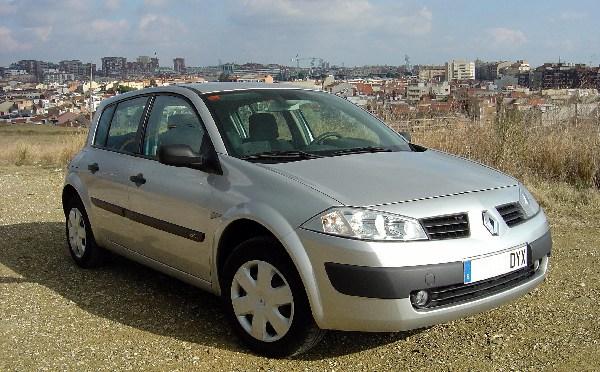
203,89 -> 410,159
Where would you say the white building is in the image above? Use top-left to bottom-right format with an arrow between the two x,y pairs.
43,73 -> 75,84
516,60 -> 530,73
446,60 -> 475,81
430,81 -> 451,98
4,69 -> 28,76
406,81 -> 450,102
406,82 -> 428,102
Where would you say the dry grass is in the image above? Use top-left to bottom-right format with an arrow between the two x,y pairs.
410,111 -> 600,189
2,112 -> 599,191
0,124 -> 87,167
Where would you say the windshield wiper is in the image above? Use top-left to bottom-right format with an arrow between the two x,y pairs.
330,146 -> 393,156
241,150 -> 323,162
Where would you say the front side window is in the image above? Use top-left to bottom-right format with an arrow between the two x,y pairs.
204,89 -> 410,160
142,95 -> 206,158
105,97 -> 148,153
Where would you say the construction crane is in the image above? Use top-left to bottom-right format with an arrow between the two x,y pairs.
291,54 -> 324,69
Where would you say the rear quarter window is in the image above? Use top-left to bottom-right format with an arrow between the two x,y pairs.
93,105 -> 115,146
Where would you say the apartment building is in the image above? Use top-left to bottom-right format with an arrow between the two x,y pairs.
12,60 -> 58,81
58,60 -> 96,78
406,81 -> 451,102
173,58 -> 186,73
531,63 -> 600,90
446,60 -> 475,81
101,57 -> 127,77
43,73 -> 76,84
406,82 -> 428,102
475,60 -> 512,81
418,65 -> 446,81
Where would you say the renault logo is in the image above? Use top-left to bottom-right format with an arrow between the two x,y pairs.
482,210 -> 499,236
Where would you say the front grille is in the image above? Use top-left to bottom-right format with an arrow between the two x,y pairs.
496,202 -> 525,227
420,213 -> 470,240
412,264 -> 537,310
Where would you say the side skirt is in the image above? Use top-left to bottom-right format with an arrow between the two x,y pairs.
103,240 -> 214,294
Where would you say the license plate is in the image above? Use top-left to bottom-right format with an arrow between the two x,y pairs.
463,245 -> 528,284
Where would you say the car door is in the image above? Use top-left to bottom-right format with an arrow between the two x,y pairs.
81,96 -> 149,248
126,94 -> 215,280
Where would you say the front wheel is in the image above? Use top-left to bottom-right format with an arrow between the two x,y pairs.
222,236 -> 325,357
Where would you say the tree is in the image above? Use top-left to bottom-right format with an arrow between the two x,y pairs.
219,73 -> 235,82
116,85 -> 136,94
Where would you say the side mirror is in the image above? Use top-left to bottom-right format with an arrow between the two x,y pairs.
158,144 -> 222,175
399,131 -> 411,142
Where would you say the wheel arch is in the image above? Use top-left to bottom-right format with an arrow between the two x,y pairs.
62,184 -> 81,216
62,172 -> 94,223
213,207 -> 325,324
216,218 -> 273,286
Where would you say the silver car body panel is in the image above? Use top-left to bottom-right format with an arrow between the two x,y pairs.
77,149 -> 136,248
263,150 -> 517,207
126,155 -> 215,280
65,83 -> 551,332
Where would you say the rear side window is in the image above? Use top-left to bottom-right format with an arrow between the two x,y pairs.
93,105 -> 115,146
105,97 -> 148,153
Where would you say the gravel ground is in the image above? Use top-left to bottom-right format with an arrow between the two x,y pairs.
1,166 -> 599,371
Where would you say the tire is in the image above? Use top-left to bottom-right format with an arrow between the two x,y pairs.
65,196 -> 106,268
222,236 -> 325,357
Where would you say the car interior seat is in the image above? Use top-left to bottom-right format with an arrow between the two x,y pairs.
247,113 -> 293,152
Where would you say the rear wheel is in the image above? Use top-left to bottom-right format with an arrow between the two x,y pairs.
222,236 -> 325,357
65,196 -> 106,268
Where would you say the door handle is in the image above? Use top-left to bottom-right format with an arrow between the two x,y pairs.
129,173 -> 146,186
87,163 -> 99,173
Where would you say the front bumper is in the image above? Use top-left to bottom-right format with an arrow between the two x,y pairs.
298,207 -> 551,332
324,231 -> 550,300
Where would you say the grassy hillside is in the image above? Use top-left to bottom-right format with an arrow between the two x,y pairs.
0,124 -> 87,167
1,113 -> 599,190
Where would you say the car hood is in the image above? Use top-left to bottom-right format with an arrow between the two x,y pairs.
262,150 -> 517,206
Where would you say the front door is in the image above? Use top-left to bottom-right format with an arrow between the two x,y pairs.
126,94 -> 215,280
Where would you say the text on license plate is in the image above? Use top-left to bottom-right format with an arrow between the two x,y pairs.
463,245 -> 528,284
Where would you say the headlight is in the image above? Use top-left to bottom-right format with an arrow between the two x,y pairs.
519,185 -> 540,219
301,207 -> 428,241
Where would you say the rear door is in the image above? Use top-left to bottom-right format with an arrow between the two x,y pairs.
81,96 -> 149,248
126,94 -> 215,280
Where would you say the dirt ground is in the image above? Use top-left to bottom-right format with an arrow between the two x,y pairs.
1,166 -> 599,371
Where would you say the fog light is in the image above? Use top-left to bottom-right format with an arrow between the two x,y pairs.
411,290 -> 430,308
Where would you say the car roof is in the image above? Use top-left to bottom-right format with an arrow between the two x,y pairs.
97,82 -> 314,109
180,82 -> 309,94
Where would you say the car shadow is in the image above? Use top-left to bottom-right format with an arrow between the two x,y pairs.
295,328 -> 423,360
0,222 -> 421,358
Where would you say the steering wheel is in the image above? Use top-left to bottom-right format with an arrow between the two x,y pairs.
310,132 -> 342,145
119,137 -> 136,152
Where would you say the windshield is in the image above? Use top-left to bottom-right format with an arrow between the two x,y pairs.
203,89 -> 411,161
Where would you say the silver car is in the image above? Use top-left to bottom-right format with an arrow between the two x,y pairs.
62,83 -> 551,356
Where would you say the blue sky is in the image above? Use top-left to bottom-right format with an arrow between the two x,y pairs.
0,0 -> 598,67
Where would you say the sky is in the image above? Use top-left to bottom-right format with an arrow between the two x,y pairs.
0,0 -> 599,68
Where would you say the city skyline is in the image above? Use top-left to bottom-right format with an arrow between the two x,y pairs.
1,0 -> 599,68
